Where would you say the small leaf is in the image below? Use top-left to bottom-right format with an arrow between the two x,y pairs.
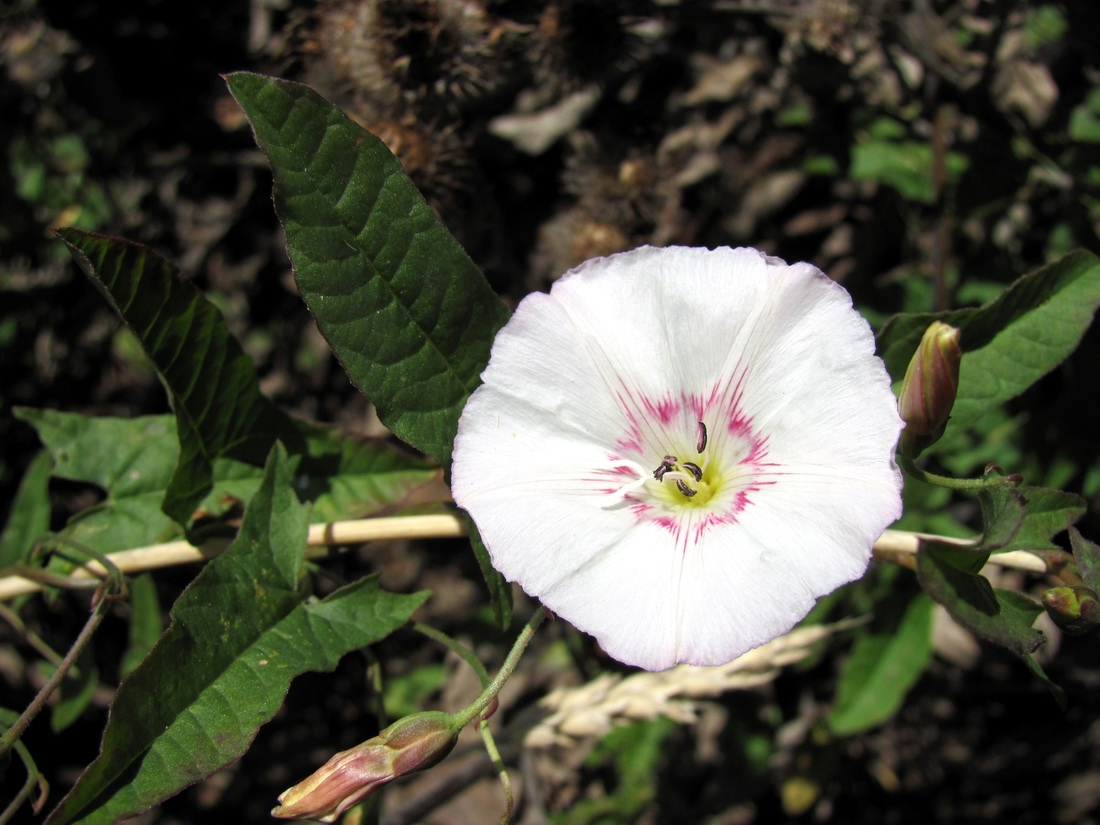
976,484 -> 1027,551
48,645 -> 99,733
917,540 -> 1046,656
1070,528 -> 1100,592
877,250 -> 1100,442
119,574 -> 163,679
45,445 -> 428,825
827,593 -> 934,736
850,136 -> 968,204
225,72 -> 510,468
0,450 -> 52,567
1022,653 -> 1066,709
56,228 -> 301,526
990,486 -> 1085,555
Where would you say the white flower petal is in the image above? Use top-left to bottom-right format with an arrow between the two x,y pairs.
452,246 -> 903,670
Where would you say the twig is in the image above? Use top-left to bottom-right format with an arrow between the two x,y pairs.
0,518 -> 1047,602
0,514 -> 466,601
874,529 -> 1047,573
0,593 -> 110,757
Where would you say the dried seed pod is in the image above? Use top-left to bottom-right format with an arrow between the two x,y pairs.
298,0 -> 513,115
524,0 -> 646,99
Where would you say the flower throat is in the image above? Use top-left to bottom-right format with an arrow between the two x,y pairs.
651,421 -> 717,506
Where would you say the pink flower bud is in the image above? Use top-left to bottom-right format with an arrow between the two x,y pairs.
272,711 -> 459,822
898,321 -> 962,456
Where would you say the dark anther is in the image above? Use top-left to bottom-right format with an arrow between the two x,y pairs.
682,461 -> 703,482
653,455 -> 677,481
675,479 -> 697,498
696,421 -> 708,453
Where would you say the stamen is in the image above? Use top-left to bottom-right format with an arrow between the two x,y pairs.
675,479 -> 697,498
603,459 -> 648,507
682,461 -> 703,482
653,455 -> 678,481
696,421 -> 708,453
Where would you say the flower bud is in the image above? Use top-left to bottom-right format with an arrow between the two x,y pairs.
272,711 -> 459,822
1042,585 -> 1100,636
898,321 -> 962,456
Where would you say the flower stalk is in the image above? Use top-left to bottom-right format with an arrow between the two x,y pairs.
272,607 -> 547,822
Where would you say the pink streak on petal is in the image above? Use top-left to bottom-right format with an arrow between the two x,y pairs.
641,394 -> 680,425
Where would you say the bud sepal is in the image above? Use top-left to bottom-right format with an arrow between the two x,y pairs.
272,711 -> 460,822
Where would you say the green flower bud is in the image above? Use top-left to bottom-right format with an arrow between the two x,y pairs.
898,321 -> 962,457
272,711 -> 459,822
1042,585 -> 1100,636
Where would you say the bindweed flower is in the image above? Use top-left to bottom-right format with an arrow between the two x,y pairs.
452,246 -> 903,671
271,711 -> 459,821
898,321 -> 962,457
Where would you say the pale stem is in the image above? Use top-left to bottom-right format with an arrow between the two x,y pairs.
0,516 -> 1048,602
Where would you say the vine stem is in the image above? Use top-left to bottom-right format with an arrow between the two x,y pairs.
898,453 -> 1014,491
454,607 -> 548,729
0,593 -> 109,757
0,514 -> 1048,602
412,621 -> 491,688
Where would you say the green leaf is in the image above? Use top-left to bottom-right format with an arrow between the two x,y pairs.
877,251 -> 1100,441
976,484 -> 1026,551
467,519 -> 512,631
0,450 -> 52,567
119,574 -> 163,679
270,420 -> 442,523
1070,528 -> 1100,592
48,645 -> 99,734
827,593 -> 933,736
850,134 -> 968,204
916,540 -> 1046,656
564,718 -> 675,825
225,72 -> 510,468
55,228 -> 301,526
14,410 -> 183,555
45,444 -> 428,825
14,409 -> 441,558
989,486 -> 1085,555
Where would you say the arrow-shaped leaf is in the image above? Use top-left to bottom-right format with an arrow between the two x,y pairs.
46,444 -> 428,825
225,72 -> 510,469
56,228 -> 301,526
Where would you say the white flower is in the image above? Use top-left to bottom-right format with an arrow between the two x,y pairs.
452,246 -> 903,671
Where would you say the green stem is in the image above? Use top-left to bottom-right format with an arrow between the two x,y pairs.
0,740 -> 43,825
478,719 -> 514,825
412,622 -> 491,688
453,607 -> 547,729
899,454 -> 1013,491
